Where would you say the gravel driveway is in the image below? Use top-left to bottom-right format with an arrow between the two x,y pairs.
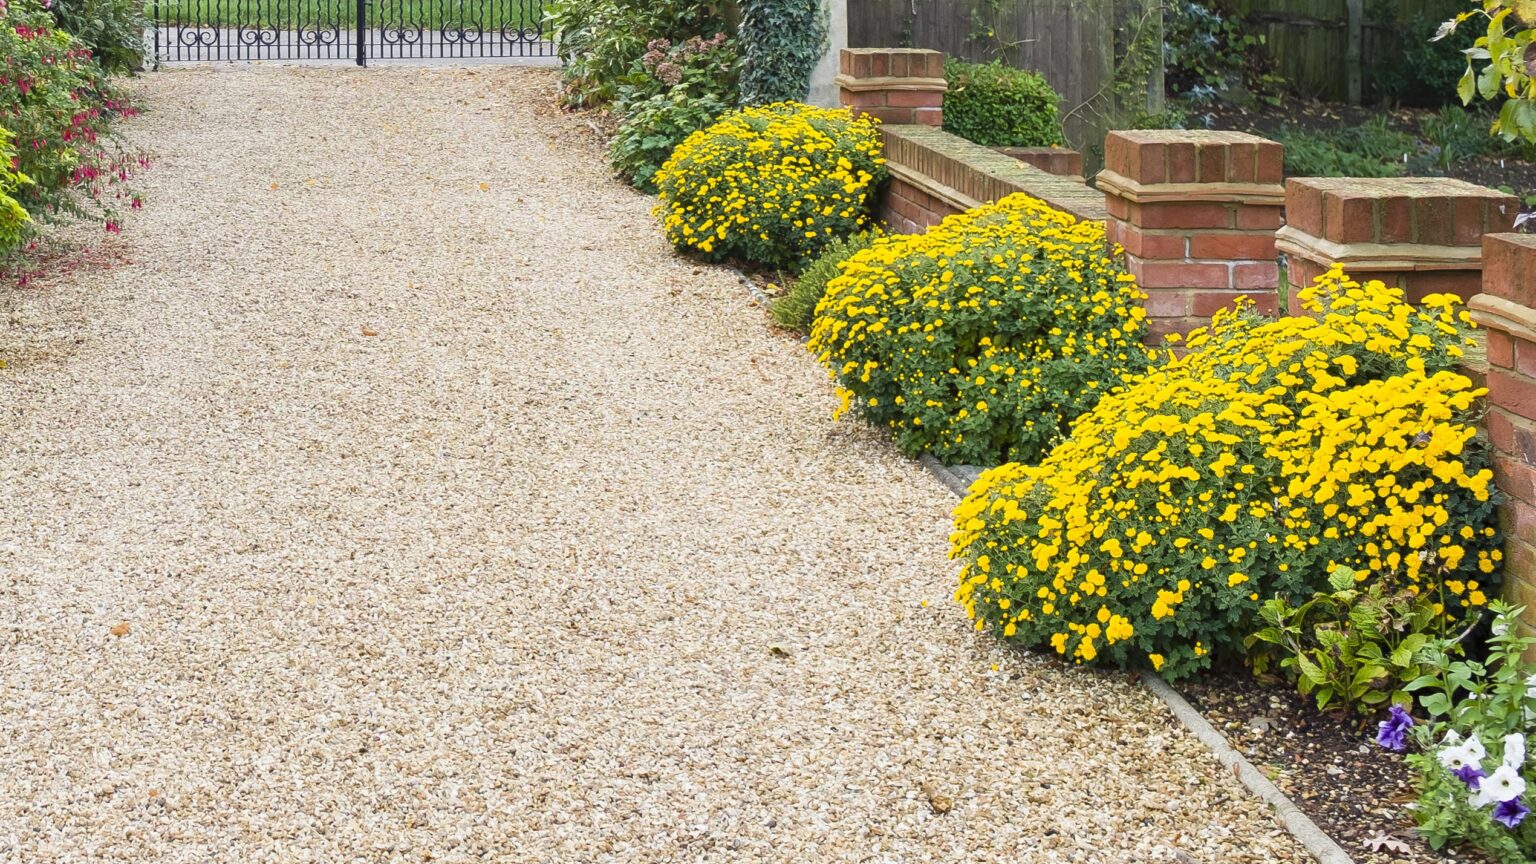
0,66 -> 1306,863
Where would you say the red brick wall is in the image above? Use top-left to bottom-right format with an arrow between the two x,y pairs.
1473,234 -> 1536,623
883,176 -> 963,234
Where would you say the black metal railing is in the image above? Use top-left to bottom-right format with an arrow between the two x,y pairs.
153,0 -> 550,63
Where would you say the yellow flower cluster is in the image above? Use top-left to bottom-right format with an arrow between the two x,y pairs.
806,192 -> 1149,466
651,102 -> 885,270
951,265 -> 1502,680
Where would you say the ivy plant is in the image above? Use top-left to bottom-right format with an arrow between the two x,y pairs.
737,0 -> 825,104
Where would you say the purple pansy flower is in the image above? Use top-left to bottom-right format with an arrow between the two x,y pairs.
1376,705 -> 1414,752
1494,797 -> 1530,829
1454,764 -> 1486,790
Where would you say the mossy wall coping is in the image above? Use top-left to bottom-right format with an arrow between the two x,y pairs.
879,125 -> 1107,224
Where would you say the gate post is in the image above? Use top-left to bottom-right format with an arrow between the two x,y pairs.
356,0 -> 366,66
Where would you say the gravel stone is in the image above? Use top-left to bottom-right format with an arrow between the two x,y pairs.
0,66 -> 1308,863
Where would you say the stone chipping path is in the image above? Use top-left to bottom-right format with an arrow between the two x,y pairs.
0,66 -> 1307,863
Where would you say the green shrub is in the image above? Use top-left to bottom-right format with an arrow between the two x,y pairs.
609,34 -> 739,192
1246,565 -> 1456,714
1368,0 -> 1472,106
1163,0 -> 1282,105
808,194 -> 1150,467
547,0 -> 732,108
769,229 -> 880,334
49,0 -> 148,74
611,92 -> 734,193
951,267 -> 1499,681
941,60 -> 1062,147
0,128 -> 31,259
1278,118 -> 1417,177
1,0 -> 141,251
737,0 -> 824,105
653,102 -> 884,270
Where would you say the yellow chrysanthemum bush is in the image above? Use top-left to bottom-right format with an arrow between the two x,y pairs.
951,265 -> 1502,681
652,102 -> 885,270
806,193 -> 1150,466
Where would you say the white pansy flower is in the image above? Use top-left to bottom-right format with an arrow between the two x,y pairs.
1526,672 -> 1536,701
1439,734 -> 1487,772
1504,733 -> 1527,770
1473,765 -> 1528,808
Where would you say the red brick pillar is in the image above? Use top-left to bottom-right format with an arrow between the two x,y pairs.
835,48 -> 946,126
1098,130 -> 1285,342
1471,234 -> 1536,625
1279,177 -> 1517,312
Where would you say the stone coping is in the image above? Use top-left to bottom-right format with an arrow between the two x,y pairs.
880,124 -> 1106,224
1276,225 -> 1485,271
1470,294 -> 1536,343
833,74 -> 947,93
1096,169 -> 1285,206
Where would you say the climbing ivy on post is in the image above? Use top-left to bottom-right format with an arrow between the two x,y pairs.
738,0 -> 828,104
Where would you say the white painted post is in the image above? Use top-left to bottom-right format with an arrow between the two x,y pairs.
807,0 -> 848,107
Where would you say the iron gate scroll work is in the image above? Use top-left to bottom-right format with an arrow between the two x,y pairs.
154,0 -> 551,63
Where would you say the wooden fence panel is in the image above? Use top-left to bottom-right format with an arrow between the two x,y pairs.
847,0 -> 1151,165
1229,0 -> 1455,101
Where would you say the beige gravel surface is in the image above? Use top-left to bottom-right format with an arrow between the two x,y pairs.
0,66 -> 1308,863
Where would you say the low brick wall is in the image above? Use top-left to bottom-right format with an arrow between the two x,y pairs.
878,124 -> 1107,233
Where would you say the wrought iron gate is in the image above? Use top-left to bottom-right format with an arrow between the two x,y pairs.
153,0 -> 551,63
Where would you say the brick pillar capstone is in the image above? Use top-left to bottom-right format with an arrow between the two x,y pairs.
1471,234 -> 1536,628
1098,130 -> 1285,343
836,48 -> 946,127
1279,177 -> 1517,312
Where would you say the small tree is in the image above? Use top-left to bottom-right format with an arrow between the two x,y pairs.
1441,0 -> 1536,141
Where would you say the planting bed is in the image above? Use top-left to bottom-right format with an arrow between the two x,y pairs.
1183,673 -> 1495,864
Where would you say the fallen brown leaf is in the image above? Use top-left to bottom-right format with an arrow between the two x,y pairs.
921,781 -> 952,815
109,621 -> 131,637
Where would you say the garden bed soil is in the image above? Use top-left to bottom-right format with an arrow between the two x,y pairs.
1180,672 -> 1493,864
1197,97 -> 1536,203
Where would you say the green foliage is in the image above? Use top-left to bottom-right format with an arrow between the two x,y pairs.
1401,603 -> 1536,863
808,194 -> 1150,467
609,34 -> 739,192
653,102 -> 884,270
49,0 -> 148,74
610,92 -> 733,192
1444,1 -> 1536,142
737,0 -> 824,105
1277,118 -> 1417,177
1163,0 -> 1282,106
0,128 -> 32,258
769,229 -> 881,334
546,0 -> 731,108
1369,1 -> 1474,106
1246,566 -> 1457,714
941,59 -> 1062,147
1,0 -> 141,252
